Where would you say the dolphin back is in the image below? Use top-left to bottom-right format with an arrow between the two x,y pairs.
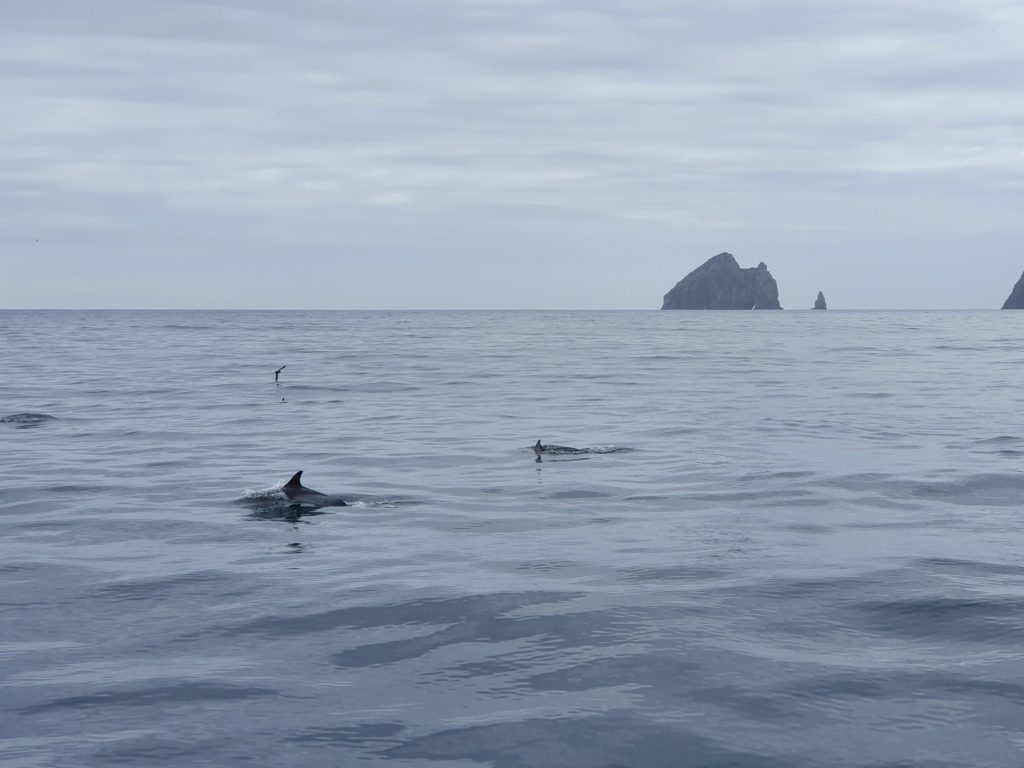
281,471 -> 347,508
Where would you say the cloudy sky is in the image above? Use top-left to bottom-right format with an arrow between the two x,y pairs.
2,0 -> 1023,308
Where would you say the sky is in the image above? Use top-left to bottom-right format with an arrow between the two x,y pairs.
2,0 -> 1023,309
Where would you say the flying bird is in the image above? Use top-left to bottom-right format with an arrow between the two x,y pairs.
275,365 -> 286,383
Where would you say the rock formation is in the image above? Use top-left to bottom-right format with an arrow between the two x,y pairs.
814,291 -> 827,310
1003,271 -> 1024,309
661,253 -> 782,310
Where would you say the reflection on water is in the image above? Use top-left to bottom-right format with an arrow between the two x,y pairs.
2,310 -> 1024,767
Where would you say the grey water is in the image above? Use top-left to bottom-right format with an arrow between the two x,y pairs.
2,309 -> 1024,768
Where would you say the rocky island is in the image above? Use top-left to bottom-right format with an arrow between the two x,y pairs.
661,253 -> 782,310
1002,271 -> 1024,309
814,291 -> 827,310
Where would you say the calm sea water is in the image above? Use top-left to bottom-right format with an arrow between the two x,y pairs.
2,310 -> 1024,768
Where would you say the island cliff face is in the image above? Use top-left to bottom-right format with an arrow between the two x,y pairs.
1003,272 -> 1024,309
661,253 -> 782,310
814,291 -> 827,310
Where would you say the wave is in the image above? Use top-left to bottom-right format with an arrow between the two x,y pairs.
19,682 -> 279,715
909,473 -> 1024,506
855,596 -> 1024,643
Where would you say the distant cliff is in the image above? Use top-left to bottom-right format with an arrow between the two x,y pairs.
1003,271 -> 1024,309
661,253 -> 782,310
814,291 -> 827,310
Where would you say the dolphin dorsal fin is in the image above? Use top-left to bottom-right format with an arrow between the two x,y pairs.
285,471 -> 304,488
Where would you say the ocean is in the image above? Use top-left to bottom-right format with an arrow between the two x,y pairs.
2,309 -> 1023,767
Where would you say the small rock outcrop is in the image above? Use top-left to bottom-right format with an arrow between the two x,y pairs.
814,291 -> 827,310
661,252 -> 782,310
1003,271 -> 1024,309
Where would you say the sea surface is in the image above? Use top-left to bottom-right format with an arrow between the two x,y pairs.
2,309 -> 1024,768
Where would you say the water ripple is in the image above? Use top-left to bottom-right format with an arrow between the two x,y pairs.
3,310 -> 1024,767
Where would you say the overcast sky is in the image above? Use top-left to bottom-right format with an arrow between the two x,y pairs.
2,0 -> 1023,309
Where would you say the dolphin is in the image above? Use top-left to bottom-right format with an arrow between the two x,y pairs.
282,471 -> 347,509
534,439 -> 583,454
0,413 -> 56,429
533,439 -> 586,462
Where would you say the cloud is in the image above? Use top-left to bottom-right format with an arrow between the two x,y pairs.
1,0 -> 1023,307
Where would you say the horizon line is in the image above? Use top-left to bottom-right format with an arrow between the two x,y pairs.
0,307 -> 1014,313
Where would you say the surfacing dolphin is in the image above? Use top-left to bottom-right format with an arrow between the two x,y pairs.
0,413 -> 56,429
235,473 -> 348,520
282,471 -> 346,509
534,439 -> 584,455
238,471 -> 347,521
533,439 -> 586,462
